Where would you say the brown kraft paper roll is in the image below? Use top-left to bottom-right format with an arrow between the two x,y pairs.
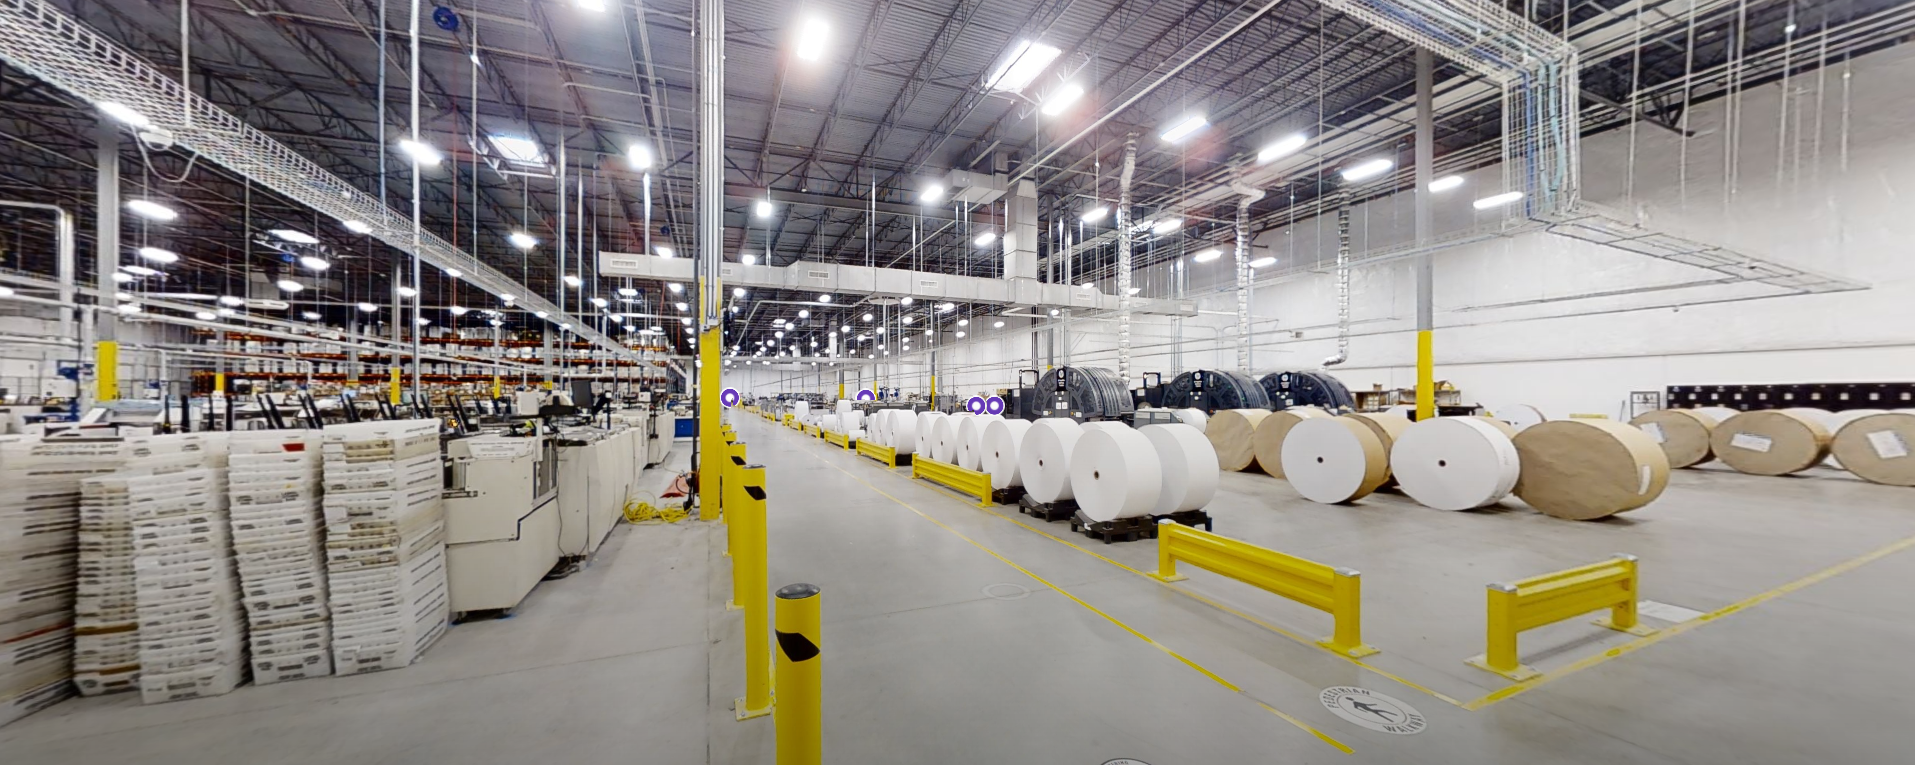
1628,409 -> 1718,469
1513,419 -> 1671,520
1205,408 -> 1271,472
1345,412 -> 1412,486
1710,409 -> 1831,476
1250,406 -> 1328,479
1829,412 -> 1915,486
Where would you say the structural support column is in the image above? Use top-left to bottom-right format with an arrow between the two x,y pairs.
91,119 -> 119,409
696,0 -> 726,524
1414,48 -> 1436,420
1115,134 -> 1137,385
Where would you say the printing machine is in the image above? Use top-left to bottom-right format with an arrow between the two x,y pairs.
443,431 -> 559,615
552,423 -> 641,560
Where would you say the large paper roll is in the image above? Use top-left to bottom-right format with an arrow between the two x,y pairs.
1695,406 -> 1741,424
956,414 -> 1002,471
1830,412 -> 1915,486
980,419 -> 1035,489
1020,419 -> 1085,503
1514,419 -> 1670,520
1281,417 -> 1390,504
1251,406 -> 1328,479
1710,409 -> 1831,476
915,412 -> 948,458
1476,416 -> 1518,438
892,411 -> 919,454
869,410 -> 890,446
794,401 -> 811,417
1391,416 -> 1520,511
1204,409 -> 1269,472
841,410 -> 866,435
1345,413 -> 1411,486
1070,427 -> 1164,522
1628,409 -> 1718,468
1492,404 -> 1547,433
1822,409 -> 1885,468
837,399 -> 853,416
932,414 -> 971,464
1140,424 -> 1217,514
1174,408 -> 1209,433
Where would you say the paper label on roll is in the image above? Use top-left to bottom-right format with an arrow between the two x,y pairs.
1730,432 -> 1773,453
1868,430 -> 1910,460
1639,422 -> 1665,443
1638,464 -> 1652,495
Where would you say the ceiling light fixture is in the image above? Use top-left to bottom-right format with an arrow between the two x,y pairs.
1472,191 -> 1526,210
136,246 -> 179,264
1159,114 -> 1208,143
97,101 -> 150,128
270,229 -> 319,244
798,309 -> 810,319
119,264 -> 159,276
591,297 -> 609,308
124,200 -> 178,221
627,142 -> 653,169
1341,158 -> 1395,181
733,287 -> 746,298
920,184 -> 944,204
398,139 -> 442,166
974,231 -> 996,247
534,311 -> 549,319
742,254 -> 757,265
655,245 -> 674,258
993,321 -> 1005,328
986,40 -> 1062,92
1040,82 -> 1085,116
1192,248 -> 1223,263
794,17 -> 829,61
1249,256 -> 1277,268
396,286 -> 418,298
500,293 -> 516,303
754,199 -> 774,218
509,231 -> 538,250
1126,287 -> 1141,295
343,220 -> 372,234
298,255 -> 330,271
563,275 -> 583,288
955,331 -> 966,339
619,287 -> 639,297
219,295 -> 246,307
957,319 -> 968,327
444,267 -> 463,278
863,313 -> 874,321
449,306 -> 468,316
818,294 -> 832,303
938,302 -> 955,312
194,311 -> 216,321
1256,134 -> 1308,163
668,283 -> 684,294
216,307 -> 236,317
302,311 -> 322,320
275,279 -> 304,293
1429,175 -> 1465,193
675,302 -> 688,311
1081,206 -> 1109,223
1151,218 -> 1182,235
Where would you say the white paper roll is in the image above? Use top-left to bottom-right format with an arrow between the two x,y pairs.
795,401 -> 811,417
1140,423 -> 1218,514
1174,408 -> 1209,433
892,411 -> 919,454
1081,421 -> 1128,433
957,414 -> 1003,471
1020,418 -> 1085,503
1281,417 -> 1388,504
1492,404 -> 1546,433
837,399 -> 853,416
932,415 -> 968,464
1390,417 -> 1520,511
916,412 -> 948,458
981,419 -> 1034,489
842,410 -> 866,435
1070,426 -> 1164,522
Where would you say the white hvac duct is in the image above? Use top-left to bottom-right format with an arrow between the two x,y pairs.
1116,134 -> 1137,386
1228,181 -> 1263,372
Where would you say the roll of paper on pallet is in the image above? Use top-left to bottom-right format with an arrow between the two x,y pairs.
1345,413 -> 1412,486
1390,416 -> 1520,511
1174,408 -> 1209,433
1020,419 -> 1086,503
1628,409 -> 1719,469
892,412 -> 919,455
980,419 -> 1035,489
1070,426 -> 1164,522
1710,409 -> 1831,476
1514,419 -> 1670,520
932,414 -> 969,464
1140,424 -> 1219,514
1250,406 -> 1327,479
1205,409 -> 1271,472
957,414 -> 1002,471
1823,409 -> 1887,469
1830,412 -> 1915,485
1281,417 -> 1390,504
915,412 -> 948,458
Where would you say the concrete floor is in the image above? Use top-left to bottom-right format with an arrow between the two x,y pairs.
5,416 -> 1915,764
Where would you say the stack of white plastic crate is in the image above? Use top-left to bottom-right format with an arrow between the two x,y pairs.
126,435 -> 245,704
2,435 -> 138,726
70,435 -> 217,699
321,420 -> 449,675
226,430 -> 332,684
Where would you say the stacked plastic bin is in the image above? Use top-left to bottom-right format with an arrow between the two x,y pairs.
227,430 -> 332,684
320,420 -> 449,675
127,436 -> 245,704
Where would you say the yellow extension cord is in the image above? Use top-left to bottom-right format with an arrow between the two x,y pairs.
623,493 -> 691,525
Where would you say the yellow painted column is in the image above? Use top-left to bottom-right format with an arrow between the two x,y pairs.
389,366 -> 402,405
698,278 -> 724,522
491,374 -> 502,399
775,583 -> 823,764
95,341 -> 118,401
1416,330 -> 1434,420
213,372 -> 227,395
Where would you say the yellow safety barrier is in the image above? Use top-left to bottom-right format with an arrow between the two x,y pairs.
821,429 -> 851,449
1466,554 -> 1656,681
911,458 -> 995,508
731,463 -> 773,720
783,413 -> 794,425
855,439 -> 903,469
721,438 -> 747,576
775,583 -> 823,765
805,424 -> 820,437
1149,522 -> 1377,658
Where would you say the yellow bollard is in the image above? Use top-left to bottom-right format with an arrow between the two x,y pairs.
775,583 -> 822,765
734,464 -> 773,720
724,444 -> 749,607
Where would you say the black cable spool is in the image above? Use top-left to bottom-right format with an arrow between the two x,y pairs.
1049,366 -> 1135,418
1161,370 -> 1271,412
1260,370 -> 1356,414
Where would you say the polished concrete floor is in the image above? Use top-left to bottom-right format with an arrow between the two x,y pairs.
5,416 -> 1915,764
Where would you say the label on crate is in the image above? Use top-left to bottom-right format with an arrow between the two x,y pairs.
1868,430 -> 1909,460
466,440 -> 533,460
1638,422 -> 1664,443
1729,432 -> 1772,453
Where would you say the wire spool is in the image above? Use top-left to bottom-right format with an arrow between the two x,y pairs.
1020,418 -> 1086,503
1829,412 -> 1915,486
1205,409 -> 1271,472
1710,409 -> 1832,476
1344,413 -> 1412,487
1823,409 -> 1887,469
1491,404 -> 1547,433
1628,409 -> 1719,469
932,413 -> 971,464
1069,426 -> 1164,522
1281,417 -> 1390,504
1161,370 -> 1272,412
1514,419 -> 1670,520
980,419 -> 1034,489
957,414 -> 1002,471
1050,366 -> 1136,417
1391,417 -> 1520,511
1261,371 -> 1356,414
1174,408 -> 1208,432
1250,406 -> 1329,478
1139,423 -> 1219,514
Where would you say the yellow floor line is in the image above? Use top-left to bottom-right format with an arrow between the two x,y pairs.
1459,530 -> 1915,710
785,436 -> 1354,755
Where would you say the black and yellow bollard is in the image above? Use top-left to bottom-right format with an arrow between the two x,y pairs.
775,583 -> 822,765
733,464 -> 772,720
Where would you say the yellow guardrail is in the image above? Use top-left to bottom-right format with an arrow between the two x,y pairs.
783,413 -> 794,425
1466,554 -> 1656,680
855,439 -> 902,469
805,424 -> 821,437
821,429 -> 851,449
1150,522 -> 1377,658
911,458 -> 995,508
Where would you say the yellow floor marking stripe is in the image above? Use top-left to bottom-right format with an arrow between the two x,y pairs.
1460,530 -> 1915,710
785,436 -> 1354,754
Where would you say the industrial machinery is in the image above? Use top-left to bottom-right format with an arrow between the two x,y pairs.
443,432 -> 560,615
1006,366 -> 1134,421
552,424 -> 639,560
1151,370 -> 1272,413
1261,371 -> 1357,414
